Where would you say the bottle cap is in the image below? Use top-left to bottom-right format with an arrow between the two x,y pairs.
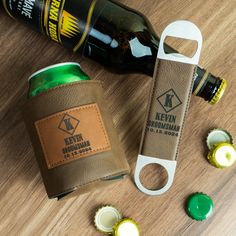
94,206 -> 122,234
207,142 -> 236,168
209,78 -> 227,105
186,193 -> 214,221
206,128 -> 233,150
113,218 -> 140,236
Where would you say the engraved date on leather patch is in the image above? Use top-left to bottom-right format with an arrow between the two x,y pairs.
35,103 -> 111,169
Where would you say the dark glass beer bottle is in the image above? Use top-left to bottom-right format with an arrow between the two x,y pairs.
1,0 -> 226,103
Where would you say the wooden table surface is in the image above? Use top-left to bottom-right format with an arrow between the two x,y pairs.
0,0 -> 235,235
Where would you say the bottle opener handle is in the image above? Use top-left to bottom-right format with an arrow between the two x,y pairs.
134,155 -> 177,195
134,20 -> 202,196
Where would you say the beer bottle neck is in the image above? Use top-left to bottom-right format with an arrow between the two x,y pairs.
192,68 -> 226,104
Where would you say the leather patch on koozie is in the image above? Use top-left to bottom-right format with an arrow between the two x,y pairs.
35,103 -> 111,169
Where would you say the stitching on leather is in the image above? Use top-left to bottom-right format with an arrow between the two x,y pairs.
174,66 -> 196,160
140,61 -> 161,151
93,104 -> 111,149
35,103 -> 111,168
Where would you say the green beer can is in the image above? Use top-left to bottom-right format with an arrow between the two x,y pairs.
28,62 -> 90,98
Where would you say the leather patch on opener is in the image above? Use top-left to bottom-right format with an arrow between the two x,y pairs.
134,20 -> 203,195
35,103 -> 111,169
141,61 -> 195,158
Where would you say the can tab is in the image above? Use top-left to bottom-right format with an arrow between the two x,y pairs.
134,20 -> 202,195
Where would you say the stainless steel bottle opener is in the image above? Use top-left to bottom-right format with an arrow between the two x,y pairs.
134,20 -> 202,195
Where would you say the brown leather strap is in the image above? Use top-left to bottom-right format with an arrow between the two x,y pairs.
140,60 -> 196,161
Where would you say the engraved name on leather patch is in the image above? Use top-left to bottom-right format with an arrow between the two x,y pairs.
35,103 -> 111,169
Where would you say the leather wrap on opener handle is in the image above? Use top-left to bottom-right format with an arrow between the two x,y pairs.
134,21 -> 202,195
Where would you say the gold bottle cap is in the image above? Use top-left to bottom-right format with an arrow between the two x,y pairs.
207,143 -> 236,168
207,128 -> 233,150
209,78 -> 227,105
94,206 -> 122,234
113,218 -> 140,236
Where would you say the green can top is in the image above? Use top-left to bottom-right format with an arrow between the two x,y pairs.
28,62 -> 90,98
186,193 -> 214,221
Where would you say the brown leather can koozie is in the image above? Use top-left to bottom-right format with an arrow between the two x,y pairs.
22,81 -> 130,199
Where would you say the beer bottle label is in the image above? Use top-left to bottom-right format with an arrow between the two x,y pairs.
2,0 -> 106,53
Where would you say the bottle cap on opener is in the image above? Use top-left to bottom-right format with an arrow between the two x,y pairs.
206,128 -> 233,150
113,218 -> 140,236
94,206 -> 122,234
207,142 -> 236,168
186,193 -> 214,221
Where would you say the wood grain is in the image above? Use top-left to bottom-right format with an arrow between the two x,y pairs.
0,0 -> 235,235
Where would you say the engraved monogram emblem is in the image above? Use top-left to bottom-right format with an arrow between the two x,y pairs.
58,114 -> 80,135
157,89 -> 182,113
